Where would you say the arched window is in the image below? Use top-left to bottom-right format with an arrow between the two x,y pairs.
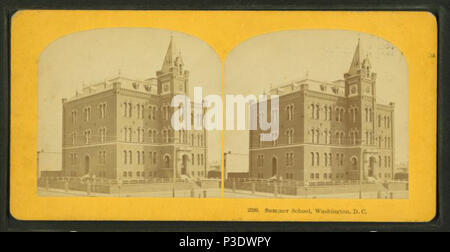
287,129 -> 294,144
128,102 -> 132,117
164,155 -> 170,168
311,152 -> 315,166
149,130 -> 153,143
162,130 -> 167,143
328,106 -> 332,121
311,129 -> 315,143
316,129 -> 320,144
324,153 -> 328,167
192,154 -> 195,165
137,128 -> 141,143
352,108 -> 357,123
137,151 -> 141,164
316,152 -> 320,166
365,108 -> 369,122
311,104 -> 315,119
128,150 -> 132,164
286,105 -> 293,120
123,150 -> 127,164
316,104 -> 320,119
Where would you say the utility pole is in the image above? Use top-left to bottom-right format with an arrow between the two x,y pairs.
173,148 -> 178,198
224,151 -> 231,181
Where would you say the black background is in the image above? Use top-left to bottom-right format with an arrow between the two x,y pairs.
0,0 -> 449,233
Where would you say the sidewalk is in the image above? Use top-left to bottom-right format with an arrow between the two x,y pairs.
37,187 -> 221,198
224,189 -> 409,199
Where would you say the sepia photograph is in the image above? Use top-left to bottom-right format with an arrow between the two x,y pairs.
9,10 -> 437,223
37,28 -> 222,198
223,30 -> 409,199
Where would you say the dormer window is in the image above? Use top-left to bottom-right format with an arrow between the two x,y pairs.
320,85 -> 327,92
132,82 -> 139,90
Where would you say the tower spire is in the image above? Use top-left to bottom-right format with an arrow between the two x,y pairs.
348,38 -> 362,75
161,35 -> 177,73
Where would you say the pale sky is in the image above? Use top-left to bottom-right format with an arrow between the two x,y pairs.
38,28 -> 222,170
224,30 -> 409,172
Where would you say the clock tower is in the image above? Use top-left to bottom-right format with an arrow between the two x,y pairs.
156,35 -> 190,97
344,39 -> 377,147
